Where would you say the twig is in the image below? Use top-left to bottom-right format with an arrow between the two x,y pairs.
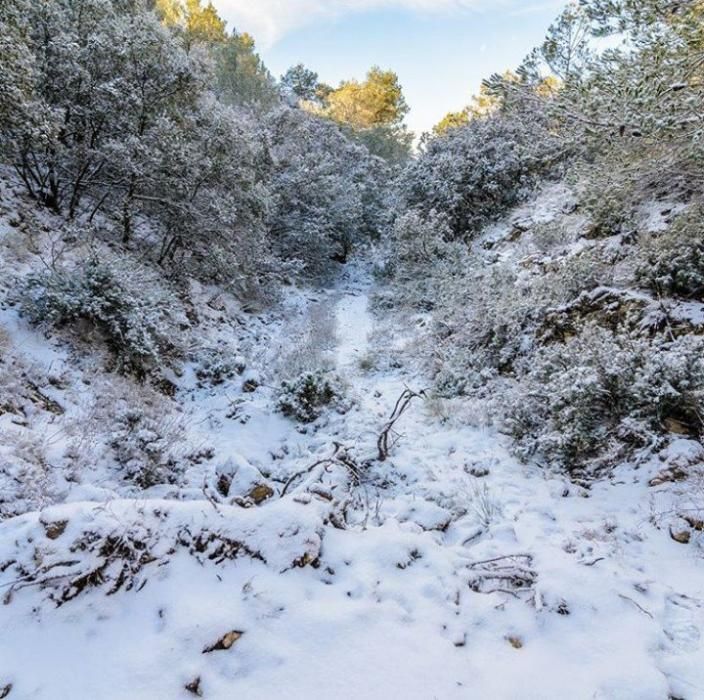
468,554 -> 532,567
281,443 -> 361,497
377,387 -> 426,461
618,593 -> 654,619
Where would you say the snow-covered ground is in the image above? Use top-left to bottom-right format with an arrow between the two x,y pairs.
1,266 -> 704,699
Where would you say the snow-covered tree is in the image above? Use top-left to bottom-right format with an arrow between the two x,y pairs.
265,106 -> 389,277
397,106 -> 567,240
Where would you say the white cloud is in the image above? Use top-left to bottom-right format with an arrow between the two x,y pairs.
212,0 -> 513,47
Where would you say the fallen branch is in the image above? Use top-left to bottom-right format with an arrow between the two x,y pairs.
377,388 -> 426,462
467,553 -> 537,597
618,593 -> 654,619
281,442 -> 361,497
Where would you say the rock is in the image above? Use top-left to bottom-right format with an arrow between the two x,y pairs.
26,382 -> 64,415
669,527 -> 691,545
663,417 -> 694,436
379,496 -> 453,532
216,474 -> 231,498
506,635 -> 523,649
292,550 -> 320,568
153,377 -> 177,398
185,677 -> 203,697
247,484 -> 274,505
242,379 -> 259,393
203,630 -> 244,653
659,439 -> 704,469
649,468 -> 687,487
511,216 -> 533,233
650,439 -> 704,485
684,515 -> 704,532
215,457 -> 272,502
539,287 -> 649,344
42,520 -> 68,540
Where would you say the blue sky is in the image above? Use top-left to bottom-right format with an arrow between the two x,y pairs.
211,1 -> 566,135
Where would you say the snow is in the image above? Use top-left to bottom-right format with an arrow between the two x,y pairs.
335,293 -> 372,370
1,260 -> 704,699
639,200 -> 688,234
670,300 -> 704,328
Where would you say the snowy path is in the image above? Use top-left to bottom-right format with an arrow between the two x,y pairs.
1,273 -> 704,699
335,293 -> 372,370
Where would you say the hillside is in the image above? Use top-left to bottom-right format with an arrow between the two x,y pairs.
2,0 -> 704,697
0,175 -> 702,698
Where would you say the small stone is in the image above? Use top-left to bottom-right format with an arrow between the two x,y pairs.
511,216 -> 533,233
556,601 -> 570,616
670,527 -> 691,545
185,677 -> 202,697
684,515 -> 704,532
43,520 -> 68,540
506,635 -> 523,649
248,484 -> 274,505
203,630 -> 244,653
216,474 -> 231,498
242,379 -> 259,393
663,417 -> 693,436
649,468 -> 687,487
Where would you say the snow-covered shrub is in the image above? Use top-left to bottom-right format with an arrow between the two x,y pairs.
59,372 -> 200,490
0,433 -> 53,519
109,406 -> 186,489
574,163 -> 639,239
18,256 -> 186,377
194,347 -> 245,387
0,335 -> 68,518
426,261 -> 556,393
385,209 -> 466,310
132,100 -> 275,300
502,326 -> 704,472
636,206 -> 704,298
397,107 -> 566,240
0,329 -> 29,417
549,247 -> 618,302
392,209 -> 456,271
469,481 -> 503,528
408,237 -> 623,398
277,371 -> 348,423
266,106 -> 389,279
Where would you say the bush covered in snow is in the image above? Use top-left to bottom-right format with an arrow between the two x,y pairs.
573,160 -> 640,240
19,256 -> 185,377
500,327 -> 704,471
266,107 -> 389,278
381,209 -> 466,311
194,347 -> 245,387
397,108 -> 566,241
386,174 -> 704,473
109,406 -> 187,488
636,206 -> 704,299
277,370 -> 348,423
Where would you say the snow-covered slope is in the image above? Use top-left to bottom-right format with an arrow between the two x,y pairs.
1,259 -> 704,699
